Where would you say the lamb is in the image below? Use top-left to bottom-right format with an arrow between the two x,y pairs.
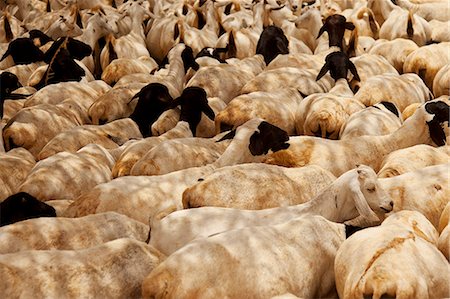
263,100 -> 449,176
143,215 -> 345,299
0,212 -> 148,254
379,163 -> 449,228
433,64 -> 450,98
335,210 -> 450,299
403,42 -> 450,89
0,148 -> 35,201
339,101 -> 402,139
150,165 -> 393,255
37,118 -> 142,160
182,164 -> 336,209
0,238 -> 164,299
64,118 -> 291,223
377,144 -> 450,178
368,38 -> 419,73
215,88 -> 303,135
17,144 -> 115,201
0,192 -> 56,227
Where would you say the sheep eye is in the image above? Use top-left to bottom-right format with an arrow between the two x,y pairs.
367,187 -> 376,193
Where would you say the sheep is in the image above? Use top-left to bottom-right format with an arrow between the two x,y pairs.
438,202 -> 450,259
215,88 -> 303,135
0,148 -> 35,201
392,0 -> 450,22
37,118 -> 142,160
0,192 -> 56,227
23,80 -> 110,107
150,165 -> 393,255
0,37 -> 45,66
353,73 -> 431,112
339,101 -> 403,139
101,56 -> 159,86
349,53 -> 399,91
17,144 -> 115,202
316,14 -> 355,50
295,51 -> 363,139
99,1 -> 151,71
377,144 -> 450,178
142,215 -> 345,299
130,137 -> 230,176
0,238 -> 165,299
403,42 -> 450,89
64,118 -> 291,223
368,38 -> 419,73
2,95 -> 96,157
433,64 -> 450,98
111,121 -> 194,178
429,20 -> 450,43
0,10 -> 23,43
379,163 -> 450,228
0,212 -> 149,254
182,164 -> 336,209
240,66 -> 333,96
335,210 -> 450,299
263,100 -> 449,176
87,83 -> 144,125
186,54 -> 265,103
379,6 -> 431,46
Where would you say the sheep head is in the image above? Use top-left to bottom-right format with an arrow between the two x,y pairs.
316,51 -> 360,82
317,14 -> 355,50
424,100 -> 450,147
345,165 -> 393,226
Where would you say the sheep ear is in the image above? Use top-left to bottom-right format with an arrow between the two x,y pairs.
317,24 -> 327,39
348,60 -> 360,82
202,103 -> 215,121
316,62 -> 329,81
350,176 -> 380,222
345,22 -> 355,30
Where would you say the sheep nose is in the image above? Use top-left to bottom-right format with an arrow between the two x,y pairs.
390,201 -> 394,207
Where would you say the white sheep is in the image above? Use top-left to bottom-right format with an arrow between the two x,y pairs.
182,164 -> 336,209
438,202 -> 450,259
393,0 -> 450,22
143,215 -> 345,299
215,88 -> 303,135
101,56 -> 159,86
380,163 -> 450,228
150,165 -> 393,255
368,38 -> 419,73
111,121 -> 194,178
17,144 -> 115,201
378,144 -> 450,178
0,148 -> 35,201
263,100 -> 449,176
433,64 -> 450,98
37,118 -> 142,160
339,102 -> 403,139
403,42 -> 450,89
0,238 -> 164,299
130,137 -> 231,176
379,7 -> 431,46
0,212 -> 149,254
335,210 -> 449,299
186,54 -> 265,103
64,118 -> 291,223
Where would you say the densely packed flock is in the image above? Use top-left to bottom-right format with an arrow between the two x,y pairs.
0,0 -> 449,298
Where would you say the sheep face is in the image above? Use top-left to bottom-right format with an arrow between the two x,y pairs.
356,165 -> 393,217
317,15 -> 355,49
256,25 -> 289,65
0,192 -> 56,226
424,101 -> 450,147
316,51 -> 360,82
0,37 -> 44,65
